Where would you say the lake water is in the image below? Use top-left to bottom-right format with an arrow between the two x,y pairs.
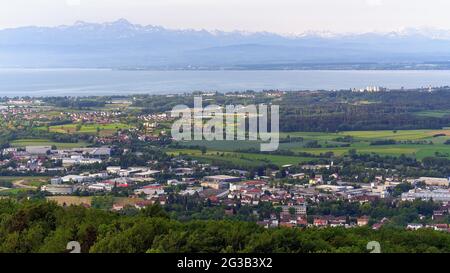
1,69 -> 450,97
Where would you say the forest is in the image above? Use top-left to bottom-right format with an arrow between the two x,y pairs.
278,89 -> 450,132
120,88 -> 450,132
20,88 -> 450,133
1,199 -> 449,253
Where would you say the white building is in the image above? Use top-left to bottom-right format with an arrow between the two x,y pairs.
41,184 -> 74,195
289,173 -> 306,179
88,183 -> 113,192
61,175 -> 90,183
407,223 -> 423,230
106,166 -> 121,174
88,172 -> 109,179
26,146 -> 51,155
281,204 -> 307,215
180,187 -> 203,196
402,189 -> 450,202
134,185 -> 165,196
50,177 -> 63,185
174,168 -> 194,176
133,170 -> 160,178
62,156 -> 102,166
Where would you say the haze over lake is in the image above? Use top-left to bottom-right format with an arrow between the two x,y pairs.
1,69 -> 450,97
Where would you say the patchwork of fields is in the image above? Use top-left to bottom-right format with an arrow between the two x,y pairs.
167,148 -> 314,167
36,122 -> 131,136
11,138 -> 88,148
46,196 -> 145,207
0,176 -> 49,196
170,129 -> 450,166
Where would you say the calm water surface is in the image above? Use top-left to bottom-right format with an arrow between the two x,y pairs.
1,69 -> 450,96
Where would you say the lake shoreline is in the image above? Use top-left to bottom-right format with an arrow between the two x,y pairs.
1,69 -> 450,97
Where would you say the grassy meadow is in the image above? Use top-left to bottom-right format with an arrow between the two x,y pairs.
170,129 -> 450,166
36,122 -> 131,136
11,138 -> 89,148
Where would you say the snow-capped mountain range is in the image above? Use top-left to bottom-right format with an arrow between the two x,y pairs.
2,19 -> 450,68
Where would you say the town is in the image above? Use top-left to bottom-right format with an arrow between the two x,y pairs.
1,91 -> 450,234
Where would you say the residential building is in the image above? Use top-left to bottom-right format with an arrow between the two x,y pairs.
357,216 -> 369,226
281,204 -> 307,216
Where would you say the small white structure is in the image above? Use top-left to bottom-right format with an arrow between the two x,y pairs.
41,184 -> 74,195
26,146 -> 51,155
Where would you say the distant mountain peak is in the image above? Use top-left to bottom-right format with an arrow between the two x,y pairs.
73,20 -> 91,26
109,18 -> 132,26
70,18 -> 137,30
50,19 -> 450,41
3,19 -> 450,68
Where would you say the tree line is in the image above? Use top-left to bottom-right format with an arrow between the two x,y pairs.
1,199 -> 450,253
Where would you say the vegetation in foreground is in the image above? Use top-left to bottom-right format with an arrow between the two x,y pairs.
0,199 -> 449,253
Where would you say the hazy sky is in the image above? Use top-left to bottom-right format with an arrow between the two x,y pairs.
1,0 -> 450,34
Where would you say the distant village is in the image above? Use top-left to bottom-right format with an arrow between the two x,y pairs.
2,144 -> 449,232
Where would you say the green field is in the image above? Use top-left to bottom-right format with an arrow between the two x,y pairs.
179,140 -> 262,151
415,110 -> 450,118
37,122 -> 132,136
46,196 -> 146,207
0,176 -> 49,196
167,148 -> 315,167
11,139 -> 88,148
283,129 -> 450,159
0,188 -> 31,196
174,129 -> 450,161
296,144 -> 450,158
0,176 -> 48,181
280,129 -> 450,141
